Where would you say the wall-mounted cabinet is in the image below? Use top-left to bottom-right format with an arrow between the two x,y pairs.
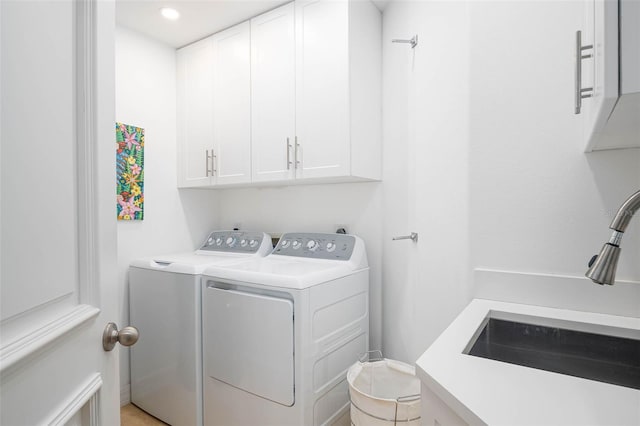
212,22 -> 252,185
177,22 -> 251,187
250,3 -> 297,183
579,0 -> 640,152
177,37 -> 214,187
177,0 -> 381,188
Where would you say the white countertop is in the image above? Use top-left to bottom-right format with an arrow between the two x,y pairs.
416,299 -> 640,426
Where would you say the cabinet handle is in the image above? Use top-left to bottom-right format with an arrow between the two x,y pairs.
205,149 -> 213,177
575,30 -> 594,114
294,136 -> 301,169
286,137 -> 292,170
212,150 -> 217,176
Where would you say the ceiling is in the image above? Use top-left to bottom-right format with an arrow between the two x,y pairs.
116,0 -> 389,48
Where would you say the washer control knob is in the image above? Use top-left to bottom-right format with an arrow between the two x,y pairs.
326,242 -> 336,252
249,239 -> 258,248
226,237 -> 236,247
240,239 -> 248,247
207,237 -> 214,245
215,237 -> 223,246
306,240 -> 319,251
281,239 -> 290,248
292,240 -> 302,250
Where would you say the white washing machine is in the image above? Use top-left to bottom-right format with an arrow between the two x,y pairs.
201,232 -> 369,426
129,230 -> 272,426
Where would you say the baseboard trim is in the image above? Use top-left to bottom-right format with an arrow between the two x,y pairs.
120,384 -> 131,407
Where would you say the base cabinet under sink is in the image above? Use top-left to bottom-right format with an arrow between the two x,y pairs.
421,384 -> 468,426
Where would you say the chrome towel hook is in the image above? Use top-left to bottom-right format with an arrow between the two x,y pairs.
392,232 -> 418,243
392,35 -> 418,49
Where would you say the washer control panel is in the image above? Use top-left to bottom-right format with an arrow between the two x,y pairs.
199,231 -> 266,253
274,233 -> 355,260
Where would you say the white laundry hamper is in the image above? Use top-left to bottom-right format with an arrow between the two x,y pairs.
347,351 -> 421,426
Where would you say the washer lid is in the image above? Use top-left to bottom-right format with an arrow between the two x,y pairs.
129,231 -> 273,275
130,251 -> 263,275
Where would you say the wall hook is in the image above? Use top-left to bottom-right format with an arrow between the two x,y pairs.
392,35 -> 418,49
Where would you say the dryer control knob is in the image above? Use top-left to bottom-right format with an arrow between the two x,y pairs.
226,237 -> 236,247
240,239 -> 248,247
281,240 -> 290,248
326,242 -> 336,252
292,240 -> 302,250
215,237 -> 223,246
249,239 -> 258,248
306,240 -> 319,251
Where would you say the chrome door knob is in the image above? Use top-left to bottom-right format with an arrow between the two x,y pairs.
103,322 -> 139,351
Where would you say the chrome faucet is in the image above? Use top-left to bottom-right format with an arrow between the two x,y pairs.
586,190 -> 640,285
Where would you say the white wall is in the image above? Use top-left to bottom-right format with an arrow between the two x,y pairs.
468,1 -> 640,302
381,0 -> 639,365
381,0 -> 471,364
115,27 -> 219,403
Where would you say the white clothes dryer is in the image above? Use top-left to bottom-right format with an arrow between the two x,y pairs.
129,230 -> 272,426
201,232 -> 369,426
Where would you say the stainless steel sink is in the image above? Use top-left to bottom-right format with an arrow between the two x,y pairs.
464,313 -> 640,390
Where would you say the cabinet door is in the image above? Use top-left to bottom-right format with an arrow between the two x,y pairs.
251,3 -> 296,183
177,37 -> 214,187
295,0 -> 350,179
212,21 -> 252,185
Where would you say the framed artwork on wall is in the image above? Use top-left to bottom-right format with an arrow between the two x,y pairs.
116,122 -> 144,220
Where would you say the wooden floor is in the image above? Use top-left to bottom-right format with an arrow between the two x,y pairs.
121,404 -> 168,426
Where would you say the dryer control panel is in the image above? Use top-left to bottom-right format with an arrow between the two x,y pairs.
199,231 -> 267,254
273,233 -> 355,260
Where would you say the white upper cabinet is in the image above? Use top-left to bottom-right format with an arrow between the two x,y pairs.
212,21 -> 252,185
580,0 -> 640,151
295,0 -> 351,179
177,37 -> 214,187
251,3 -> 296,182
294,0 -> 382,182
177,0 -> 381,188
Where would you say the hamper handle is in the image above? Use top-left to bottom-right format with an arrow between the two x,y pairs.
359,350 -> 384,363
396,394 -> 420,403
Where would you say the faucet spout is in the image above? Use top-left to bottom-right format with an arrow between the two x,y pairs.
610,190 -> 640,232
586,190 -> 640,286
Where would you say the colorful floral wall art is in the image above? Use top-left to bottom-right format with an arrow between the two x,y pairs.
116,122 -> 144,220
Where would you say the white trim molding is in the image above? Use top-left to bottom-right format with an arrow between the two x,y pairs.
47,373 -> 103,426
120,384 -> 131,407
0,305 -> 100,373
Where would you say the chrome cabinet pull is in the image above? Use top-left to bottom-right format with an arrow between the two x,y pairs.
205,149 -> 213,177
212,150 -> 217,176
286,137 -> 292,170
392,232 -> 418,242
294,136 -> 300,169
575,30 -> 594,114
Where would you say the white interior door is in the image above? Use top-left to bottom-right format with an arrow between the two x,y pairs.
212,21 -> 252,185
1,1 -> 120,424
251,2 -> 296,183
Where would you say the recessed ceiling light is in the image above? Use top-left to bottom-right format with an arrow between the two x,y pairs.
160,7 -> 180,20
